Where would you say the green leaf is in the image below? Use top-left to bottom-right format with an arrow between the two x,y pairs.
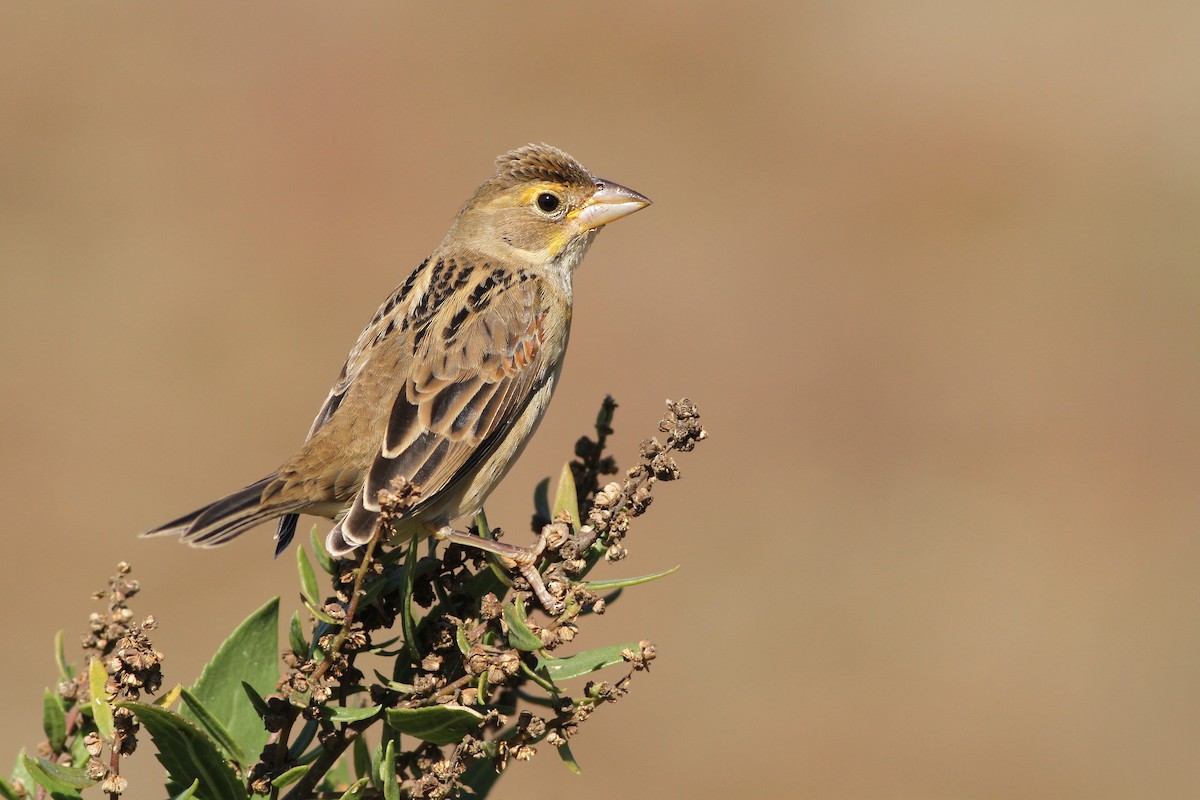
384,705 -> 485,746
272,763 -> 310,789
533,477 -> 551,521
310,524 -> 336,573
370,740 -> 383,788
537,641 -> 643,681
289,611 -> 309,658
67,735 -> 90,781
401,539 -> 420,663
289,719 -> 318,760
42,690 -> 66,752
10,752 -> 42,800
0,774 -> 18,800
455,620 -> 471,657
503,601 -> 544,651
182,597 -> 279,768
240,681 -> 270,719
584,564 -> 680,592
154,683 -> 184,709
556,740 -> 582,774
53,630 -> 73,683
474,509 -> 515,588
552,462 -> 581,529
169,778 -> 200,800
123,702 -> 249,800
21,755 -> 93,791
325,705 -> 382,723
180,688 -> 247,765
303,598 -> 343,625
339,777 -> 370,799
88,657 -> 114,740
381,739 -> 399,800
352,729 -> 371,779
297,545 -> 321,606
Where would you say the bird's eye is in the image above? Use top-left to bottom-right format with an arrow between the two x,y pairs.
535,192 -> 561,214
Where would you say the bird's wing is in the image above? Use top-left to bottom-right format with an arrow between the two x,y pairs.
274,258 -> 558,551
367,265 -> 552,509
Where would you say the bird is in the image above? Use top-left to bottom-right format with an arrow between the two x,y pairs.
142,143 -> 650,583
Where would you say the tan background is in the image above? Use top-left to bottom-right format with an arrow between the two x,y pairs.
3,3 -> 1199,798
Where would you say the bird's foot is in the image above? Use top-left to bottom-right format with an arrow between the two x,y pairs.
432,525 -> 564,615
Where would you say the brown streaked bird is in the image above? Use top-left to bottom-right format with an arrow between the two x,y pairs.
143,144 -> 650,586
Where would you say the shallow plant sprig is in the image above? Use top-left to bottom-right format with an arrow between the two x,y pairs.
9,398 -> 705,800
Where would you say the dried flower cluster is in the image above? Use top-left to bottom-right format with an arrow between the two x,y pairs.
23,563 -> 165,799
256,397 -> 706,799
13,397 -> 705,800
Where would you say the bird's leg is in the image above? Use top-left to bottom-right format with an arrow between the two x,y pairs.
431,524 -> 564,614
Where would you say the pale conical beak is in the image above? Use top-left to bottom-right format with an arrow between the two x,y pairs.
571,179 -> 652,232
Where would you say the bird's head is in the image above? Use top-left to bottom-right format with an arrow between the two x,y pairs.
446,143 -> 650,268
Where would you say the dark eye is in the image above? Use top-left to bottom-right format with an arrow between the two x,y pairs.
536,192 -> 561,214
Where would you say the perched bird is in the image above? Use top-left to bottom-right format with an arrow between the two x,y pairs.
143,144 -> 650,577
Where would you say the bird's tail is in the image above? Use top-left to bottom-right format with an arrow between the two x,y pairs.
142,476 -> 297,548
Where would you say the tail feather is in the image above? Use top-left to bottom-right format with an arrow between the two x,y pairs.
142,477 -> 298,549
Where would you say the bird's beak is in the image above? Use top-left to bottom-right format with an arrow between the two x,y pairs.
571,179 -> 652,231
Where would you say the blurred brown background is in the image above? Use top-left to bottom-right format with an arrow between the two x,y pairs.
3,3 -> 1199,798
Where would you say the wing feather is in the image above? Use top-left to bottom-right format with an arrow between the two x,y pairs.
275,260 -> 559,552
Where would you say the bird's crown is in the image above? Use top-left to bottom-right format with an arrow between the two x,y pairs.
492,143 -> 594,189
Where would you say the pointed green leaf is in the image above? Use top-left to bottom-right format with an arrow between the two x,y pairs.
584,565 -> 680,592
42,690 -> 66,752
289,719 -> 318,761
10,752 -> 40,800
352,730 -> 371,779
289,611 -> 309,657
384,705 -> 484,746
381,739 -> 399,800
169,778 -> 200,800
297,545 -> 321,606
154,683 -> 184,709
182,597 -> 279,771
88,657 -> 114,740
370,741 -> 384,788
303,597 -> 343,625
556,740 -> 582,774
123,702 -> 249,800
272,763 -> 310,789
552,463 -> 581,529
309,524 -> 336,573
240,681 -> 270,719
53,631 -> 73,683
371,670 -> 413,693
474,509 -> 515,588
21,755 -> 93,791
68,735 -> 90,780
339,777 -> 370,799
533,477 -> 551,521
455,620 -> 471,657
0,775 -> 19,800
325,705 -> 382,723
537,641 -> 643,681
401,539 -> 420,663
503,601 -> 544,651
180,688 -> 247,765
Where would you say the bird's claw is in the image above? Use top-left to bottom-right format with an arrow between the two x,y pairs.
429,524 -> 563,614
